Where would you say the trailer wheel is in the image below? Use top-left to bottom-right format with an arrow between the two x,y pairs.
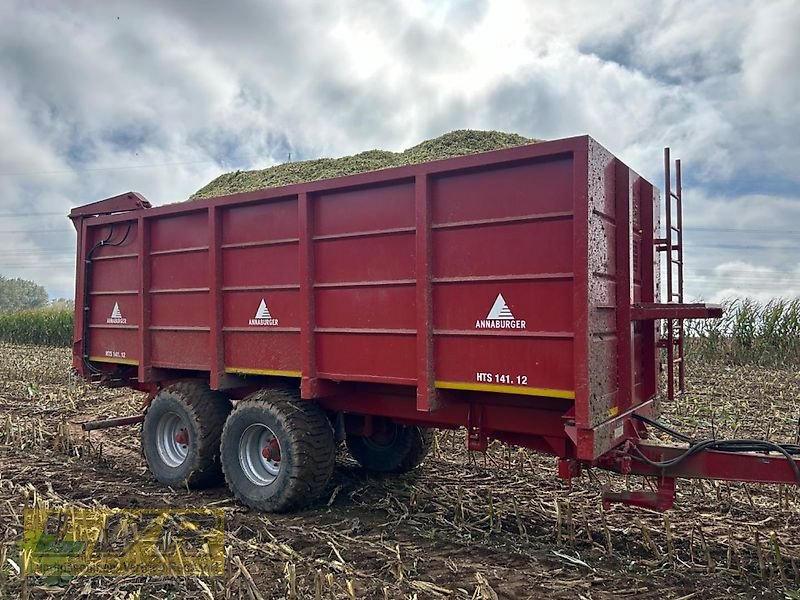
346,421 -> 433,473
220,391 -> 336,512
142,381 -> 232,489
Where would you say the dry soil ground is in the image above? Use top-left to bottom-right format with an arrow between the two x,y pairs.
0,342 -> 798,599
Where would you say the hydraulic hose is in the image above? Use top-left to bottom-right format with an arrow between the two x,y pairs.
631,413 -> 800,482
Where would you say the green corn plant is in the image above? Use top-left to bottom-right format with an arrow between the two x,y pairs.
685,297 -> 800,367
0,307 -> 73,347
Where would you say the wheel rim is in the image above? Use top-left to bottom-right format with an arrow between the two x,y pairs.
239,424 -> 282,486
156,412 -> 190,468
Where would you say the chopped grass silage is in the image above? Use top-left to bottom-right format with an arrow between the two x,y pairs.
190,130 -> 537,199
685,298 -> 800,367
0,307 -> 73,347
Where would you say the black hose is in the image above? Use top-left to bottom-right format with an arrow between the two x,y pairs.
631,413 -> 800,483
633,413 -> 693,443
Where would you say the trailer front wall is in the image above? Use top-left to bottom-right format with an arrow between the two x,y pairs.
85,222 -> 141,367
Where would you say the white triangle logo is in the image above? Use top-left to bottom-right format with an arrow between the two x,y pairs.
486,293 -> 514,320
254,299 -> 272,319
111,302 -> 123,319
106,301 -> 127,324
249,298 -> 278,326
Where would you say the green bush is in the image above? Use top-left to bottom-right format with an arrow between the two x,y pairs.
0,307 -> 73,347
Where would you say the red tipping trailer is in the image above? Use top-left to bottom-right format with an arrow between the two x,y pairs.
70,135 -> 799,511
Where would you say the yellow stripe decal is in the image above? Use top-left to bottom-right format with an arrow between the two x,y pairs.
225,367 -> 302,378
434,380 -> 575,399
88,356 -> 139,366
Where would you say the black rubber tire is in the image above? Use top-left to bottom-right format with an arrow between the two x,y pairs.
221,390 -> 336,512
142,381 -> 232,489
346,422 -> 433,473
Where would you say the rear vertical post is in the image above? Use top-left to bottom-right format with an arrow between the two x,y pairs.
71,216 -> 87,372
572,139 -> 590,437
638,180 -> 658,400
415,173 -> 437,411
614,160 -> 634,414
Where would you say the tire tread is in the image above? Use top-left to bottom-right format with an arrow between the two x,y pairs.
143,381 -> 231,488
346,424 -> 433,473
221,389 -> 335,512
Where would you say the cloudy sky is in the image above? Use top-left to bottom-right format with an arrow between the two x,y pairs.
1,0 -> 798,302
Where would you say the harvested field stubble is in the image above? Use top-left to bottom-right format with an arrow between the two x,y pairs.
0,343 -> 798,599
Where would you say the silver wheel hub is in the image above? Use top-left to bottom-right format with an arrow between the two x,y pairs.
239,424 -> 282,486
156,412 -> 190,468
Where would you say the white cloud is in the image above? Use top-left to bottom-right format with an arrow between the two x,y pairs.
689,261 -> 800,304
0,0 -> 797,300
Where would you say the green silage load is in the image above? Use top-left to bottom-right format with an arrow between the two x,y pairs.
190,130 -> 537,199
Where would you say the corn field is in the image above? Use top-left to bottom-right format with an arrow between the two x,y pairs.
0,307 -> 72,347
684,298 -> 800,367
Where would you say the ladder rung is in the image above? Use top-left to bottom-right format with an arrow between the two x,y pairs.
670,192 -> 680,200
670,226 -> 680,232
671,259 -> 683,265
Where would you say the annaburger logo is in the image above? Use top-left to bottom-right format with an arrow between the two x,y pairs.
106,302 -> 127,325
249,298 -> 279,326
475,293 -> 527,329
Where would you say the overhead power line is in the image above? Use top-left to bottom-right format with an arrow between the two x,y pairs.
0,211 -> 66,217
0,159 -> 218,177
686,226 -> 800,235
0,229 -> 73,234
684,243 -> 799,251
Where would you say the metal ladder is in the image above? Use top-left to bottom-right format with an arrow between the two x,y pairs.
655,148 -> 685,402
